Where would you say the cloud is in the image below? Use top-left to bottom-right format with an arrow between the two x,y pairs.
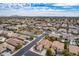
53,3 -> 79,6
0,0 -> 79,3
0,3 -> 79,11
0,3 -> 79,16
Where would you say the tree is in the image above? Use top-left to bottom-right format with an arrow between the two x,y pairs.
46,48 -> 52,56
63,39 -> 70,56
45,35 -> 49,39
64,42 -> 68,49
75,38 -> 79,46
49,36 -> 59,42
0,41 -> 3,44
77,53 -> 79,56
64,39 -> 69,49
0,21 -> 2,24
15,43 -> 23,50
30,35 -> 34,41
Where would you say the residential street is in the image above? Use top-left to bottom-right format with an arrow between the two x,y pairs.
23,50 -> 41,56
13,33 -> 46,56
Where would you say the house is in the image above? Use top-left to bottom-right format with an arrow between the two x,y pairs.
0,36 -> 6,42
69,29 -> 78,34
51,28 -> 57,31
0,43 -> 6,53
61,33 -> 69,39
50,31 -> 61,38
52,41 -> 64,51
36,44 -> 43,52
6,26 -> 18,30
62,24 -> 67,27
0,30 -> 4,35
69,45 -> 79,55
17,35 -> 30,41
42,40 -> 52,49
6,43 -> 15,53
6,38 -> 23,47
9,33 -> 19,38
0,42 -> 15,54
35,40 -> 52,52
7,31 -> 14,37
58,29 -> 67,33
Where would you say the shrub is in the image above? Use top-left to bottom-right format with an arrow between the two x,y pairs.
15,43 -> 23,50
30,35 -> 34,41
62,49 -> 69,56
46,48 -> 52,56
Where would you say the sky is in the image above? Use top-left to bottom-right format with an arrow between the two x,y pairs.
0,3 -> 79,16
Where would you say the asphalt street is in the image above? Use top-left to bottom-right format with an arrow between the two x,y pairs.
13,33 -> 45,56
23,50 -> 41,56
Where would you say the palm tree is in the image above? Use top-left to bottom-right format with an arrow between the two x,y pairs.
64,39 -> 69,49
63,39 -> 70,56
